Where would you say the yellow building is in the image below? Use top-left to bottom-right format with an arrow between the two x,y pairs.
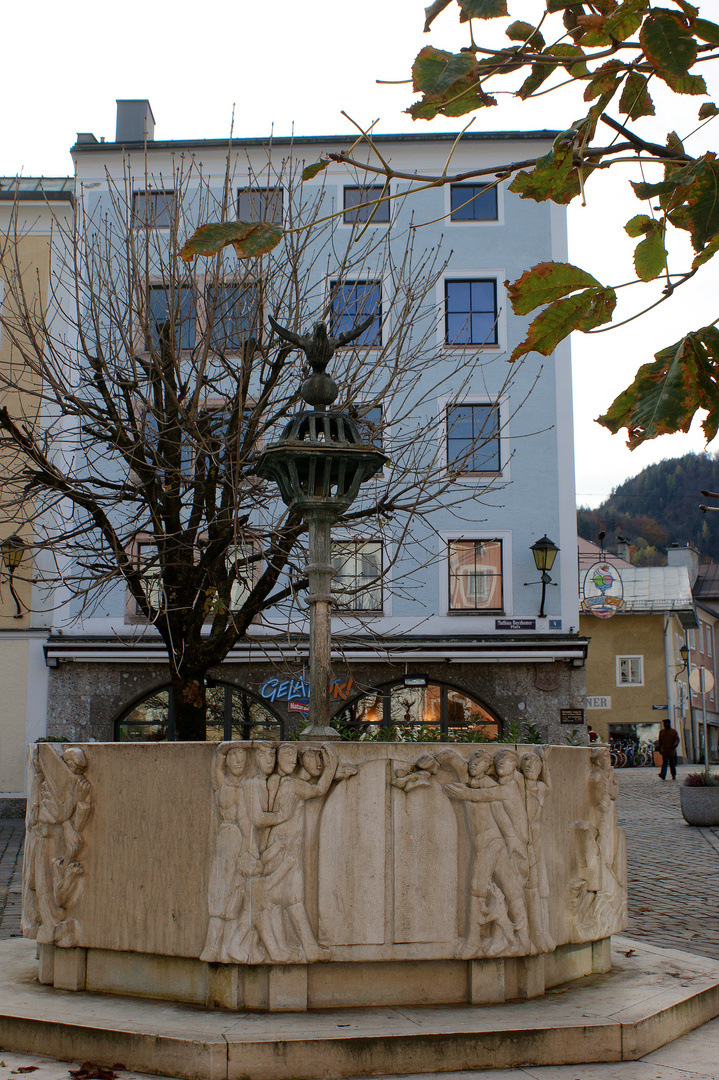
0,177 -> 73,815
579,541 -> 695,760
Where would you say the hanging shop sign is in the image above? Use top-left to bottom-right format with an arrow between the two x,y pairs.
581,561 -> 625,619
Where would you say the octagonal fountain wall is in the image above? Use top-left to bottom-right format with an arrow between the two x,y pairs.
22,741 -> 626,1011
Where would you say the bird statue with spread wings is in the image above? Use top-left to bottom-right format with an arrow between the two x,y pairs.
268,314 -> 375,408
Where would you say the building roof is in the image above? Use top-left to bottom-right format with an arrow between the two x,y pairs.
71,130 -> 561,155
695,563 -> 719,599
578,537 -> 633,569
0,177 -> 73,202
617,566 -> 695,612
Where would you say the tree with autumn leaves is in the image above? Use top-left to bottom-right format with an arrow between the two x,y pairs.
275,0 -> 719,451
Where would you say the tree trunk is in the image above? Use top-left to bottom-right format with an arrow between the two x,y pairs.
172,673 -> 207,741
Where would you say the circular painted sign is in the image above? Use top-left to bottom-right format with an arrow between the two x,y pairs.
690,666 -> 715,694
581,561 -> 626,620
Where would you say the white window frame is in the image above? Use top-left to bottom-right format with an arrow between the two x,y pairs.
438,271 -> 506,353
616,655 -> 644,686
688,628 -> 696,650
444,180 -> 504,227
707,624 -> 714,659
439,530 -> 513,618
331,538 -> 384,614
438,394 -> 511,484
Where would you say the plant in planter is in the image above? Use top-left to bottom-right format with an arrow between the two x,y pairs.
680,770 -> 719,827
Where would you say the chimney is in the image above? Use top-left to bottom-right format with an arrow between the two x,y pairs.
115,100 -> 155,144
667,543 -> 700,585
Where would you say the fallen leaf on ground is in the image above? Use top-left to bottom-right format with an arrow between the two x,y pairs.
69,1065 -> 123,1080
15,1070 -> 39,1075
624,949 -> 636,957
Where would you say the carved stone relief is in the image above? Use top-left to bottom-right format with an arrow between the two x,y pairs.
201,741 -> 356,965
393,746 -> 553,959
21,744 -> 92,947
568,747 -> 627,941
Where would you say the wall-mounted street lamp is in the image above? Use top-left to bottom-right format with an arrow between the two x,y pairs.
1,533 -> 26,619
674,643 -> 689,681
525,535 -> 559,619
254,317 -> 387,741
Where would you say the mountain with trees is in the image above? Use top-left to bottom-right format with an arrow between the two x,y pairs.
577,452 -> 719,564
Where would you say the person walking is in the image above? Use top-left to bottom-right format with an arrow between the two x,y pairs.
657,719 -> 680,780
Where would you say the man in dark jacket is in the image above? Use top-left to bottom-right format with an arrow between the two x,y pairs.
657,719 -> 680,780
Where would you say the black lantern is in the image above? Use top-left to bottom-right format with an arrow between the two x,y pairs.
1,533 -> 26,618
526,535 -> 559,619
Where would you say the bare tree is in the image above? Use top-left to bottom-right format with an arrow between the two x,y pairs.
0,152 -> 525,739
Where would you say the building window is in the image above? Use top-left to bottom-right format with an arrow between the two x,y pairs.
114,683 -> 282,742
688,628 -> 696,650
331,540 -> 382,611
343,186 -> 390,224
132,190 -> 176,229
448,539 -> 503,613
237,187 -> 283,223
445,280 -> 498,346
146,285 -> 196,351
351,404 -> 383,448
617,655 -> 643,686
450,183 -> 498,221
708,626 -> 713,659
137,541 -> 164,614
330,281 -> 382,345
446,403 -> 500,473
132,538 -> 257,621
334,680 -> 500,740
206,282 -> 261,352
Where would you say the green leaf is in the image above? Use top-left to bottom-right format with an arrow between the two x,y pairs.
423,0 -> 453,32
518,61 -> 552,99
408,47 -> 496,120
631,179 -> 677,199
302,159 -> 329,181
625,213 -> 655,237
691,232 -> 719,269
509,144 -> 583,204
619,72 -> 655,118
598,327 -> 719,447
674,161 -> 719,250
634,228 -> 667,280
549,43 -> 588,77
511,287 -> 616,361
506,262 -> 602,315
671,0 -> 698,15
603,0 -> 648,41
458,0 -> 508,19
584,60 -> 626,101
640,9 -> 697,77
658,70 -> 707,94
506,20 -> 545,48
180,221 -> 283,263
694,18 -> 719,46
699,102 -> 719,119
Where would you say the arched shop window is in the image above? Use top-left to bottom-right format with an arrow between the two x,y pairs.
334,679 -> 501,741
114,682 -> 283,742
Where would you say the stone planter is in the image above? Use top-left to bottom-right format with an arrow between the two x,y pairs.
680,785 -> 719,826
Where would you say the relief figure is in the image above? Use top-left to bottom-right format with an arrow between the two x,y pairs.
519,751 -> 554,953
569,747 -> 626,940
22,744 -> 91,947
444,748 -> 530,959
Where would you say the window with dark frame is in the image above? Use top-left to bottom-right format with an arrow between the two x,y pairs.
237,186 -> 284,223
146,284 -> 196,351
206,282 -> 261,352
448,539 -> 503,613
445,280 -> 498,346
446,403 -> 501,473
343,186 -> 390,224
353,404 -> 383,448
330,280 -> 382,346
331,540 -> 383,611
132,190 -> 176,229
450,183 -> 498,222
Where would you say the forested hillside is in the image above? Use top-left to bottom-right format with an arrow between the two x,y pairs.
577,454 -> 719,566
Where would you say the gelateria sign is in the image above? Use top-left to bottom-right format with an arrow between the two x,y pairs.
581,561 -> 625,619
259,675 -> 354,713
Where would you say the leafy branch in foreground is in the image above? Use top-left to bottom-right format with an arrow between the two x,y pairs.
302,1 -> 719,448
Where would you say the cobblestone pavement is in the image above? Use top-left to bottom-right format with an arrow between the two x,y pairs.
615,764 -> 719,961
0,819 -> 23,942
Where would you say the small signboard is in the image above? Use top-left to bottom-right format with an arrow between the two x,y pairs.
495,618 -> 536,630
652,704 -> 668,711
289,701 -> 310,714
585,696 -> 611,709
560,708 -> 585,725
581,561 -> 625,619
548,619 -> 562,630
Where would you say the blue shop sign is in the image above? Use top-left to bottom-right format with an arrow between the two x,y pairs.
259,676 -> 354,705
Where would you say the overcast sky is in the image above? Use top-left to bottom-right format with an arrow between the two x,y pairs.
2,0 -> 717,512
